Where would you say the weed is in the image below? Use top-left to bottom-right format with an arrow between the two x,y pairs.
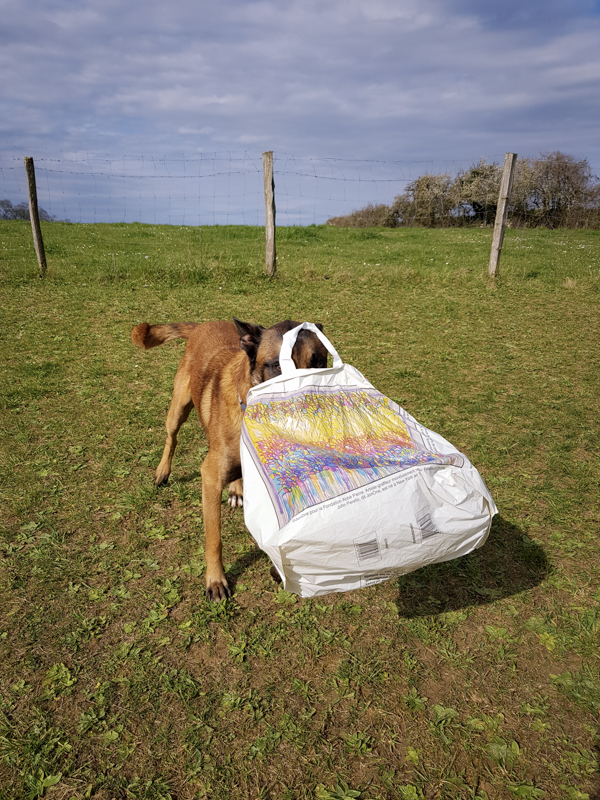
343,731 -> 374,754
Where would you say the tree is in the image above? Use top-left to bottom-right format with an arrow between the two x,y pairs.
392,173 -> 454,227
0,199 -> 55,221
325,151 -> 600,230
527,152 -> 597,228
454,159 -> 502,225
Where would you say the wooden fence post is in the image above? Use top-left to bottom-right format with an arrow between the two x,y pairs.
262,151 -> 276,277
24,157 -> 48,277
488,153 -> 517,279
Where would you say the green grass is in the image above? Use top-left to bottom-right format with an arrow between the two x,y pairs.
0,220 -> 599,799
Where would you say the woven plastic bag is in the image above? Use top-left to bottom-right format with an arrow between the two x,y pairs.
240,323 -> 497,597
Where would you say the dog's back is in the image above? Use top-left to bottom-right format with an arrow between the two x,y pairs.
132,319 -> 242,378
131,321 -> 199,350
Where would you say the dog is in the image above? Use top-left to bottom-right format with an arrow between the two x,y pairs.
131,318 -> 328,600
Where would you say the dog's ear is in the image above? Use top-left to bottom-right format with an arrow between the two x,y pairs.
315,323 -> 324,332
233,318 -> 264,364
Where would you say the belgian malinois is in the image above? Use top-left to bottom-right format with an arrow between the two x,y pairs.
131,318 -> 327,600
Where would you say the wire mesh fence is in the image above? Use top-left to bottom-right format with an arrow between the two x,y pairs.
1,151 -> 265,226
1,148 -> 518,227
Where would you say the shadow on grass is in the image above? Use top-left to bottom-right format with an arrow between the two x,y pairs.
395,515 -> 551,618
226,547 -> 272,592
590,746 -> 600,800
223,515 -> 550,611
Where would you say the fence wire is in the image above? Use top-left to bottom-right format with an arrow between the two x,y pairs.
2,148 -> 598,229
0,148 -> 511,227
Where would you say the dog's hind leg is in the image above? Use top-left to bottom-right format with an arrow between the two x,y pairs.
155,370 -> 193,486
227,479 -> 243,508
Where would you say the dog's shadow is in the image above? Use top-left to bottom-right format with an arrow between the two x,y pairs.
226,547 -> 271,590
394,515 -> 550,617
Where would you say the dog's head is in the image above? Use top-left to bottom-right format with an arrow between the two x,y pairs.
233,318 -> 328,385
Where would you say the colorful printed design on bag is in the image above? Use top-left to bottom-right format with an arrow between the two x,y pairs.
242,388 -> 460,527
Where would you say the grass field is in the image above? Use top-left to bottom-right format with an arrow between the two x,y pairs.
1,220 -> 599,800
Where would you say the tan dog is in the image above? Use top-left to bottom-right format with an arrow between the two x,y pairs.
131,318 -> 328,600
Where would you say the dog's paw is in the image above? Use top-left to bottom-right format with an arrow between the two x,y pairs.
205,578 -> 232,602
154,468 -> 170,486
227,480 -> 243,508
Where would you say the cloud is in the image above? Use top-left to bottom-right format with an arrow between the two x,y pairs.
1,0 -> 599,221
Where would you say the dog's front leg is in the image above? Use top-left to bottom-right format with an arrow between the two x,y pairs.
200,451 -> 231,601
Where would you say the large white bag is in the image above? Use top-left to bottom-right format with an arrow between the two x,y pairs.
240,323 -> 497,598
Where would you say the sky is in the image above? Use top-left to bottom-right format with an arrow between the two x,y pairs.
1,0 -> 599,224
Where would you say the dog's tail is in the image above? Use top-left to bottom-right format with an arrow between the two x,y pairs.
131,322 -> 198,350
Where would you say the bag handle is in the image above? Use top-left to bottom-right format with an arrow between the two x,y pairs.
279,322 -> 343,376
